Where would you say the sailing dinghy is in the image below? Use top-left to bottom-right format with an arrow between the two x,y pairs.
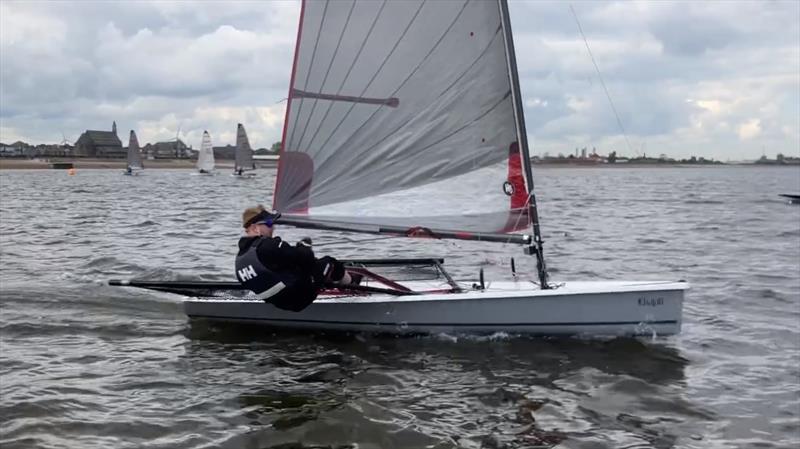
232,123 -> 257,178
194,130 -> 216,176
123,130 -> 143,176
111,0 -> 687,336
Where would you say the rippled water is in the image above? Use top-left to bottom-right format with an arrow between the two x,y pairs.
1,166 -> 798,449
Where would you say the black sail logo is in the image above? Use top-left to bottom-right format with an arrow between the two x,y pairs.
503,181 -> 515,196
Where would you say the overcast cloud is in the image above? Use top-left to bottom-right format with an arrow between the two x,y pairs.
1,0 -> 798,160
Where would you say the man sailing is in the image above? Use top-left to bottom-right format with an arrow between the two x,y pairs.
235,205 -> 359,311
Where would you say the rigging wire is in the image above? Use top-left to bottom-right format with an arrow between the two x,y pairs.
568,4 -> 638,157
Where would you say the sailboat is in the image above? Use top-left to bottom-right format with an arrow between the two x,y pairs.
123,130 -> 143,176
232,123 -> 257,178
194,130 -> 216,176
111,0 -> 687,336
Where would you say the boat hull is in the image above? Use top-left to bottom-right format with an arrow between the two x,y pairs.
184,280 -> 687,336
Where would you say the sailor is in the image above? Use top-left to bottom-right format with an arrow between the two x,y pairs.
126,166 -> 132,174
235,205 -> 358,311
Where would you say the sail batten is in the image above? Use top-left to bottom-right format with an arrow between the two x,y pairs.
274,0 -> 533,236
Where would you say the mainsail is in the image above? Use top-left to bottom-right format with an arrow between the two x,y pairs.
197,131 -> 215,172
273,0 -> 536,239
234,123 -> 255,172
127,130 -> 143,169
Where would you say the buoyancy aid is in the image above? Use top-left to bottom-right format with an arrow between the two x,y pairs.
235,239 -> 297,301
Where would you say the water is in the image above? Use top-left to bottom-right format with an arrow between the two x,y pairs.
1,166 -> 798,449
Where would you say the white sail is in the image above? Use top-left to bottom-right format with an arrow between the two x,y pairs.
127,130 -> 143,170
196,131 -> 215,172
273,0 -> 530,234
234,123 -> 255,173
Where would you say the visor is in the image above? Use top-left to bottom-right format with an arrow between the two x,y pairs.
245,210 -> 281,228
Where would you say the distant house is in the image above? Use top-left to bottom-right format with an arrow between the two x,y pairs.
143,139 -> 191,159
0,141 -> 26,157
74,121 -> 124,158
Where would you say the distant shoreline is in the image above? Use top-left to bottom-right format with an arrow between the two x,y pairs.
0,158 -> 794,170
0,158 -> 277,170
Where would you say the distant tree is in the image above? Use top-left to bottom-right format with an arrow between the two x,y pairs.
689,156 -> 697,163
607,151 -> 617,163
777,153 -> 785,163
270,141 -> 282,153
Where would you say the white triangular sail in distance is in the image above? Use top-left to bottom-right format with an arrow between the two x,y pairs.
273,0 -> 532,237
127,130 -> 143,170
196,131 -> 216,172
234,123 -> 255,173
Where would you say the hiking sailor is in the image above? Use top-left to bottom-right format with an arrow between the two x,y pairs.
235,205 -> 359,311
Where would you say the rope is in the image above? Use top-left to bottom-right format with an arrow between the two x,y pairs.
569,4 -> 638,157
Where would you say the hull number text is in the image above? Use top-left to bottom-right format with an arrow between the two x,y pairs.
638,296 -> 664,307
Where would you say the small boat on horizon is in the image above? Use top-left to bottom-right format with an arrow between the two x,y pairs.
194,130 -> 216,176
123,130 -> 143,176
232,123 -> 257,179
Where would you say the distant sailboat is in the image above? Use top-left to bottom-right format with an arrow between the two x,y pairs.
233,123 -> 257,178
195,130 -> 216,175
123,130 -> 143,176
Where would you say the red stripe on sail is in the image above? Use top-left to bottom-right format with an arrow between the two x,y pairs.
507,141 -> 526,209
273,0 -> 306,212
500,141 -> 531,233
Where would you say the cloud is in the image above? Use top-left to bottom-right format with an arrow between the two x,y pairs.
738,119 -> 762,140
0,0 -> 798,160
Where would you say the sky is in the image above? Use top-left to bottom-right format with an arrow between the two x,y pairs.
1,0 -> 798,161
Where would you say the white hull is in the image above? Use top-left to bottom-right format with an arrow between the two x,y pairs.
184,280 -> 687,337
191,171 -> 216,176
231,172 -> 257,179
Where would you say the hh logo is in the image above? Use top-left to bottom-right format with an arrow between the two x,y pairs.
238,265 -> 257,281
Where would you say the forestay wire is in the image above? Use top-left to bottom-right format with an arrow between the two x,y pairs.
568,4 -> 637,157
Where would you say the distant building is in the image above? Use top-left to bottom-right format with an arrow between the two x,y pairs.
143,139 -> 191,159
0,142 -> 26,157
184,144 -> 235,160
74,121 -> 124,157
213,145 -> 236,160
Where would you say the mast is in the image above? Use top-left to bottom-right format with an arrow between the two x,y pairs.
498,0 -> 549,288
